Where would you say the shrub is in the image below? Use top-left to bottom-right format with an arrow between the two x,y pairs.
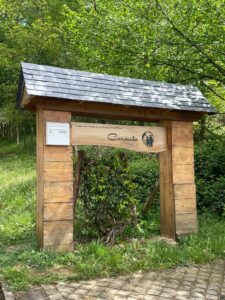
128,155 -> 159,207
195,133 -> 225,215
77,147 -> 137,243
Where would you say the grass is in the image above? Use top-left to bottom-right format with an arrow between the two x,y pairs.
0,141 -> 225,291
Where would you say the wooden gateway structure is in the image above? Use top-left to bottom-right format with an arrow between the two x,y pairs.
17,62 -> 216,251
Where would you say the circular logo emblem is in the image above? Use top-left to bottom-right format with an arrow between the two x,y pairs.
142,131 -> 154,148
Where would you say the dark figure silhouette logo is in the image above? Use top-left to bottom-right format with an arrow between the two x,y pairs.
142,131 -> 154,148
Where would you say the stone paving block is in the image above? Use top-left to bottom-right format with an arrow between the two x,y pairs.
86,290 -> 101,297
49,293 -> 65,300
4,291 -> 15,300
163,293 -> 178,299
190,292 -> 205,299
47,288 -> 59,296
176,290 -> 190,297
146,289 -> 161,296
133,286 -> 149,294
75,289 -> 89,295
206,295 -> 220,300
67,295 -> 82,300
192,287 -> 205,293
144,295 -> 158,300
179,285 -> 192,291
59,287 -> 75,294
129,293 -> 146,299
68,283 -> 82,289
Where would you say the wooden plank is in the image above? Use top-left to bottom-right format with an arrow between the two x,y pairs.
43,110 -> 71,122
43,221 -> 73,245
176,213 -> 197,235
30,98 -> 205,122
44,161 -> 73,169
44,161 -> 73,181
44,203 -> 73,221
72,122 -> 167,153
173,164 -> 195,184
44,181 -> 73,195
172,121 -> 193,129
44,194 -> 73,203
159,121 -> 176,239
175,198 -> 196,214
172,124 -> 194,148
36,108 -> 44,247
35,109 -> 74,251
44,169 -> 73,182
44,146 -> 73,162
172,147 -> 194,165
176,213 -> 197,228
174,184 -> 196,200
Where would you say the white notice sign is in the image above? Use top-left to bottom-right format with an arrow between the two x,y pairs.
46,122 -> 70,146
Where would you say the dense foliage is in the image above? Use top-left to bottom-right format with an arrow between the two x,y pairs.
0,0 -> 224,125
195,123 -> 225,216
77,148 -> 137,242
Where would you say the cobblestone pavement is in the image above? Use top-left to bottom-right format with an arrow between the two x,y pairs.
12,260 -> 225,300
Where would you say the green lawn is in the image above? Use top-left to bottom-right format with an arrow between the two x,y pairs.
0,141 -> 225,291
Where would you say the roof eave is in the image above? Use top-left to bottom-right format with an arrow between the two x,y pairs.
16,68 -> 33,109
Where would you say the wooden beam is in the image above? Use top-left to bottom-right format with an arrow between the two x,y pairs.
26,97 -> 205,122
159,121 -> 176,239
71,122 -> 167,153
36,108 -> 74,251
159,121 -> 197,240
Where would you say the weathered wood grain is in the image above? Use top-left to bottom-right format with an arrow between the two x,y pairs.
175,198 -> 196,214
159,121 -> 197,239
173,164 -> 195,184
44,161 -> 73,181
174,184 -> 196,200
44,147 -> 73,162
172,123 -> 194,148
72,122 -> 167,153
159,121 -> 176,240
44,203 -> 73,221
176,213 -> 198,235
43,221 -> 73,245
44,194 -> 73,203
44,181 -> 73,195
172,147 -> 194,165
36,108 -> 74,251
36,108 -> 44,247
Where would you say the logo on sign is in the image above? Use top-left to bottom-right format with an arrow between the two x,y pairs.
142,131 -> 154,148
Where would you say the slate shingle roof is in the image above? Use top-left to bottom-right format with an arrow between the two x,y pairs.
17,62 -> 216,113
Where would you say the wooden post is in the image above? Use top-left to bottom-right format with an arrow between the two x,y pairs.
36,108 -> 74,251
159,121 -> 197,239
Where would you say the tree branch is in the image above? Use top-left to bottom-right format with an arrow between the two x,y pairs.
154,0 -> 225,77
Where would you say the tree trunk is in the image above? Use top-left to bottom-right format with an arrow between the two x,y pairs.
16,125 -> 20,144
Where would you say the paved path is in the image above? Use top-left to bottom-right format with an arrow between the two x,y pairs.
11,260 -> 225,300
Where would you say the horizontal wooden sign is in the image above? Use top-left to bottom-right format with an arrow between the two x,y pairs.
71,122 -> 167,153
